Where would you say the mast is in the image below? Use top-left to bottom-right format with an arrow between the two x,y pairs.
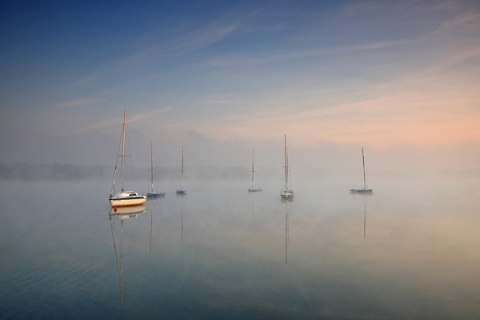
286,148 -> 290,188
110,127 -> 123,195
284,134 -> 288,189
121,110 -> 126,192
251,149 -> 255,189
181,146 -> 184,189
362,147 -> 366,190
150,141 -> 154,193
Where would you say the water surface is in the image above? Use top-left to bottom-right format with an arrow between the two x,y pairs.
1,177 -> 479,319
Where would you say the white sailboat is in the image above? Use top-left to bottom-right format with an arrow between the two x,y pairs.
280,134 -> 294,200
248,149 -> 262,192
176,145 -> 186,195
146,141 -> 165,198
109,111 -> 147,207
350,147 -> 373,194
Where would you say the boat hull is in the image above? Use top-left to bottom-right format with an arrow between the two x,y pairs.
248,188 -> 262,192
176,189 -> 186,195
110,192 -> 146,207
146,192 -> 165,199
350,189 -> 373,194
281,190 -> 294,200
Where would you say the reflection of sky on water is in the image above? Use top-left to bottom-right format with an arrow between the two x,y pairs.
0,177 -> 479,319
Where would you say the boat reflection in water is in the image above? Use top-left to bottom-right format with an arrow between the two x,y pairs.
363,194 -> 369,238
109,205 -> 146,302
281,193 -> 292,264
283,200 -> 291,264
110,204 -> 146,216
350,193 -> 372,238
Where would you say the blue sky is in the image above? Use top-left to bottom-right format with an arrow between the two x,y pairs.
1,0 -> 479,172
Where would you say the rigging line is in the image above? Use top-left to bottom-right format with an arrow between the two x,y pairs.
110,127 -> 123,195
362,147 -> 367,190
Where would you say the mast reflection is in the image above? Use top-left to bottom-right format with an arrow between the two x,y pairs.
363,195 -> 367,239
179,196 -> 185,243
149,202 -> 154,253
350,192 -> 372,238
283,201 -> 291,264
109,204 -> 146,302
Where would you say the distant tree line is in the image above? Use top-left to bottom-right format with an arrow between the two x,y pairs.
0,163 -> 110,181
3,162 -> 475,181
0,163 -> 257,181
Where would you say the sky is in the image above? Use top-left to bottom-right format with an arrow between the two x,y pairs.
1,0 -> 479,174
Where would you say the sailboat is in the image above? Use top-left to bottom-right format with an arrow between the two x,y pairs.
248,149 -> 262,192
350,147 -> 373,194
146,141 -> 165,198
280,134 -> 294,200
109,111 -> 147,207
176,145 -> 186,195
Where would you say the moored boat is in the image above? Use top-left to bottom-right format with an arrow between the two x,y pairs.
110,192 -> 147,207
350,147 -> 373,194
281,134 -> 294,200
146,141 -> 165,198
248,149 -> 262,192
176,145 -> 187,195
109,111 -> 146,207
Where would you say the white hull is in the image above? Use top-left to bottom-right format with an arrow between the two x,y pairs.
281,190 -> 294,199
110,197 -> 146,207
110,192 -> 146,207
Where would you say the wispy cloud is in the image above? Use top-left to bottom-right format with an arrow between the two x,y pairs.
181,18 -> 241,52
206,39 -> 413,68
70,107 -> 172,135
166,67 -> 480,148
128,108 -> 172,123
68,15 -> 247,89
55,98 -> 99,108
337,1 -> 388,20
202,94 -> 246,105
437,9 -> 480,32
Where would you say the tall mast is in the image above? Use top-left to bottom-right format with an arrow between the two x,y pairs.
286,148 -> 290,188
251,149 -> 255,189
284,134 -> 288,189
150,141 -> 154,193
121,110 -> 126,192
362,147 -> 366,190
181,146 -> 184,188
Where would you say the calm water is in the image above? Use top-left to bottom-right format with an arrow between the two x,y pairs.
1,176 -> 479,319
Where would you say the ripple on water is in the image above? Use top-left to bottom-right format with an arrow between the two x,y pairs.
0,259 -> 125,319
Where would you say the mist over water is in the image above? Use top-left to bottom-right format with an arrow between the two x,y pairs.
1,173 -> 479,319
